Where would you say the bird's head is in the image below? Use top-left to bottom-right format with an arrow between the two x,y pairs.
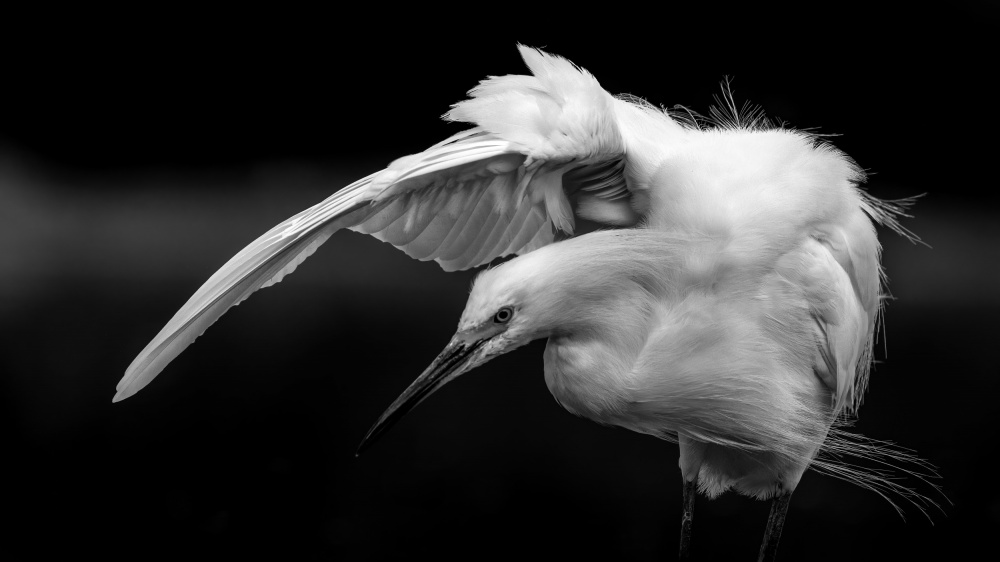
356,252 -> 559,454
355,233 -> 665,454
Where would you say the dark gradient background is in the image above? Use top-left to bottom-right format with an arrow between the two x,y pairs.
2,7 -> 996,561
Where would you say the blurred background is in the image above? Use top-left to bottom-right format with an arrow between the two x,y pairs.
2,5 -> 996,561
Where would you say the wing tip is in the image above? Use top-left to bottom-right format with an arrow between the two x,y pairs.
112,382 -> 135,403
113,365 -> 154,403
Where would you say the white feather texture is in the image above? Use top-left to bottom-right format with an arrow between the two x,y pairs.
115,45 -> 934,515
115,46 -> 644,401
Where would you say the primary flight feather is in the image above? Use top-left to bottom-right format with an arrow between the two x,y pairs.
116,46 -> 931,560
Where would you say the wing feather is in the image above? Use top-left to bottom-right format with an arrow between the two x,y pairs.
114,174 -> 381,402
784,236 -> 870,416
116,45 -> 654,400
402,186 -> 474,260
468,197 -> 520,266
393,186 -> 455,260
492,190 -> 536,255
452,200 -> 505,268
503,206 -> 544,256
376,194 -> 427,246
520,219 -> 557,255
420,179 -> 492,262
451,175 -> 518,266
435,177 -> 503,262
351,195 -> 408,235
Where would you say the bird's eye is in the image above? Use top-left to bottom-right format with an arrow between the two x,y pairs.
493,307 -> 514,324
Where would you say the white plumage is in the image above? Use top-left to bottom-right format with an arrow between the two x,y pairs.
115,45 -> 931,560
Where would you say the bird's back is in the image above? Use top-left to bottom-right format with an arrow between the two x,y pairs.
614,111 -> 886,417
533,116 -> 890,497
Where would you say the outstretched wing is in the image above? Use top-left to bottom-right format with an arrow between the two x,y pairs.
350,128 -> 634,272
114,46 -> 648,402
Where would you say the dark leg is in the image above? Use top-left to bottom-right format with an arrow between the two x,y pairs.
679,478 -> 697,560
757,491 -> 792,562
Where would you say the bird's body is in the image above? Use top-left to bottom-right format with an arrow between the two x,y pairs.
115,46 -> 926,559
528,230 -> 837,498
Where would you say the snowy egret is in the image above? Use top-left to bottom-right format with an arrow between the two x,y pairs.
115,46 -> 928,560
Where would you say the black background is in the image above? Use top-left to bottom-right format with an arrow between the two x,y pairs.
2,5 -> 997,561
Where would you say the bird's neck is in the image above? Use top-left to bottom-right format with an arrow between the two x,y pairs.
541,281 -> 660,425
513,229 -> 690,312
529,233 -> 671,345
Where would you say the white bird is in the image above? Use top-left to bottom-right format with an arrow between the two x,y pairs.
115,46 -> 929,560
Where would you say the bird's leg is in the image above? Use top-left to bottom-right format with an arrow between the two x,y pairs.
757,490 -> 792,562
677,434 -> 705,560
679,477 -> 697,560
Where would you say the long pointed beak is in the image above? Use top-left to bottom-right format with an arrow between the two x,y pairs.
357,336 -> 488,455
